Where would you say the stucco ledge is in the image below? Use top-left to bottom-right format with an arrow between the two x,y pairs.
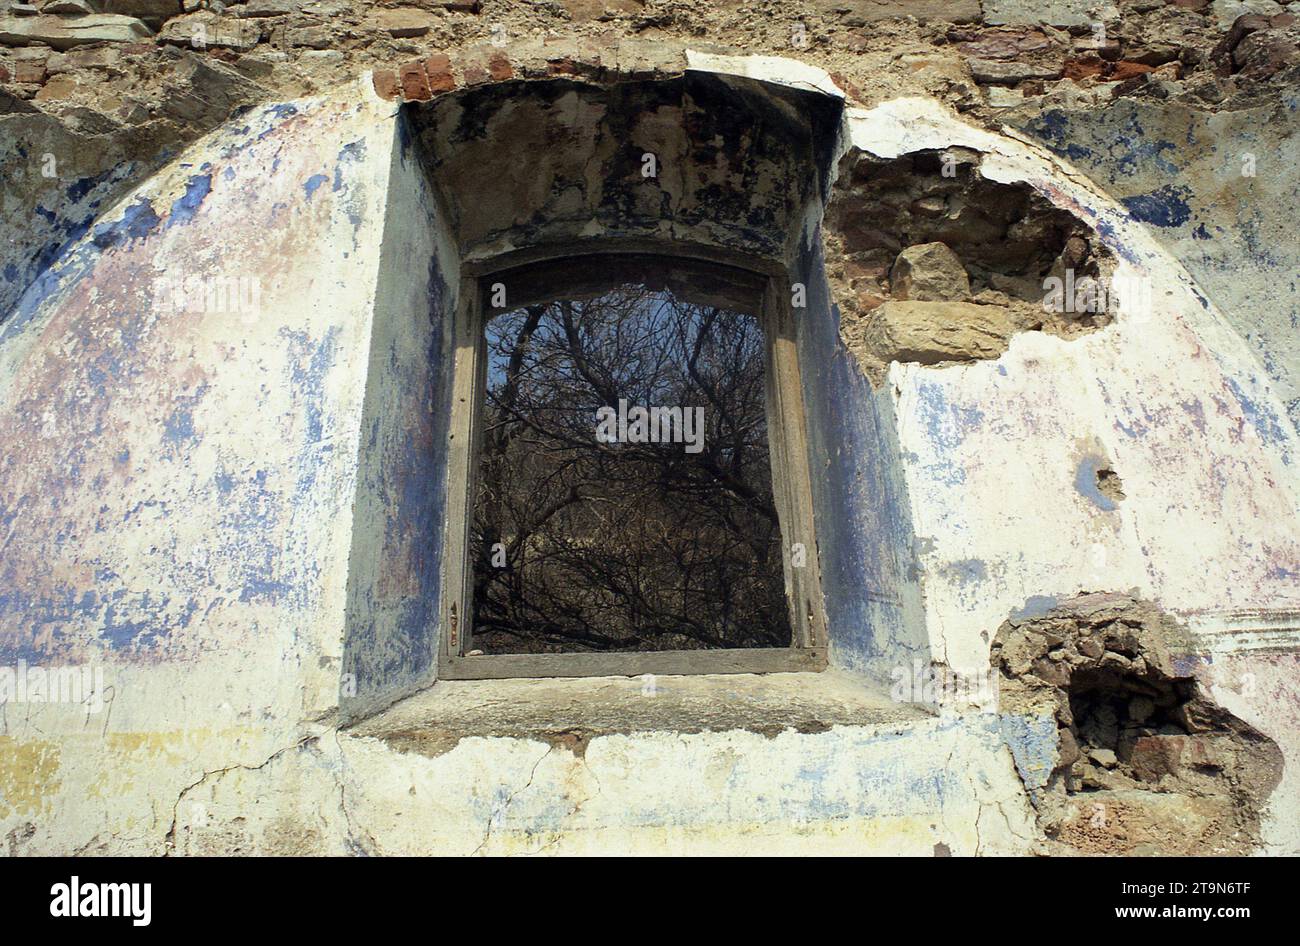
347,669 -> 931,757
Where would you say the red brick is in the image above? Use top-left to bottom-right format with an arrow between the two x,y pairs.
372,68 -> 400,101
399,60 -> 431,101
1108,60 -> 1156,81
1062,57 -> 1106,80
424,53 -> 455,93
487,51 -> 513,81
463,62 -> 488,85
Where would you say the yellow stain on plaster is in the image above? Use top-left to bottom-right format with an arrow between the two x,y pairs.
0,737 -> 61,818
86,727 -> 269,799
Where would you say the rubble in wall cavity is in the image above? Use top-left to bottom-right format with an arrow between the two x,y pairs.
992,592 -> 1283,856
825,148 -> 1117,386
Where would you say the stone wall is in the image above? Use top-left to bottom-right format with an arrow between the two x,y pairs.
6,1 -> 1299,404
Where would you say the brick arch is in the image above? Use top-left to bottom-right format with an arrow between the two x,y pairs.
369,37 -> 694,104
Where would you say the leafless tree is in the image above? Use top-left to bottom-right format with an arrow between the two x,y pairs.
469,287 -> 791,653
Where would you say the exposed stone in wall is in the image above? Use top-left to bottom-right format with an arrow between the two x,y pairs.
1094,466 -> 1125,504
992,592 -> 1284,855
3,0 -> 1298,320
824,148 -> 1114,384
890,241 -> 970,301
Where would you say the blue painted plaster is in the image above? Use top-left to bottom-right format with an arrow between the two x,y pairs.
1074,454 -> 1118,511
0,96 -> 376,664
1120,184 -> 1193,228
303,174 -> 329,202
1011,595 -> 1059,623
166,173 -> 213,229
794,233 -> 928,675
1227,376 -> 1291,460
998,712 -> 1058,797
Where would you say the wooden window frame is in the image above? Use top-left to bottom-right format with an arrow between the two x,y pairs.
438,252 -> 828,680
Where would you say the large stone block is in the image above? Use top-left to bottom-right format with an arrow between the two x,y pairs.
157,12 -> 260,51
364,7 -> 436,36
982,0 -> 1096,27
0,13 -> 151,48
102,0 -> 183,17
235,0 -> 299,15
866,300 -> 1020,365
890,242 -> 970,301
804,0 -> 981,23
967,58 -> 1063,83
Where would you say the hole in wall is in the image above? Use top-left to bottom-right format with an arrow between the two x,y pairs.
825,148 -> 1116,384
992,593 -> 1283,855
1095,467 -> 1125,503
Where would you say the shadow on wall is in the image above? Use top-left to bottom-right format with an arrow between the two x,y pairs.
403,72 -> 843,266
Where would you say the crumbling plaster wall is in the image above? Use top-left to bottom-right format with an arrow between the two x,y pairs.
832,97 -> 1300,685
1012,95 -> 1300,434
0,89 -> 402,687
171,683 -> 1041,856
822,96 -> 1300,849
992,592 -> 1286,856
7,0 -> 1293,332
1,19 -> 1298,852
0,84 -> 419,852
